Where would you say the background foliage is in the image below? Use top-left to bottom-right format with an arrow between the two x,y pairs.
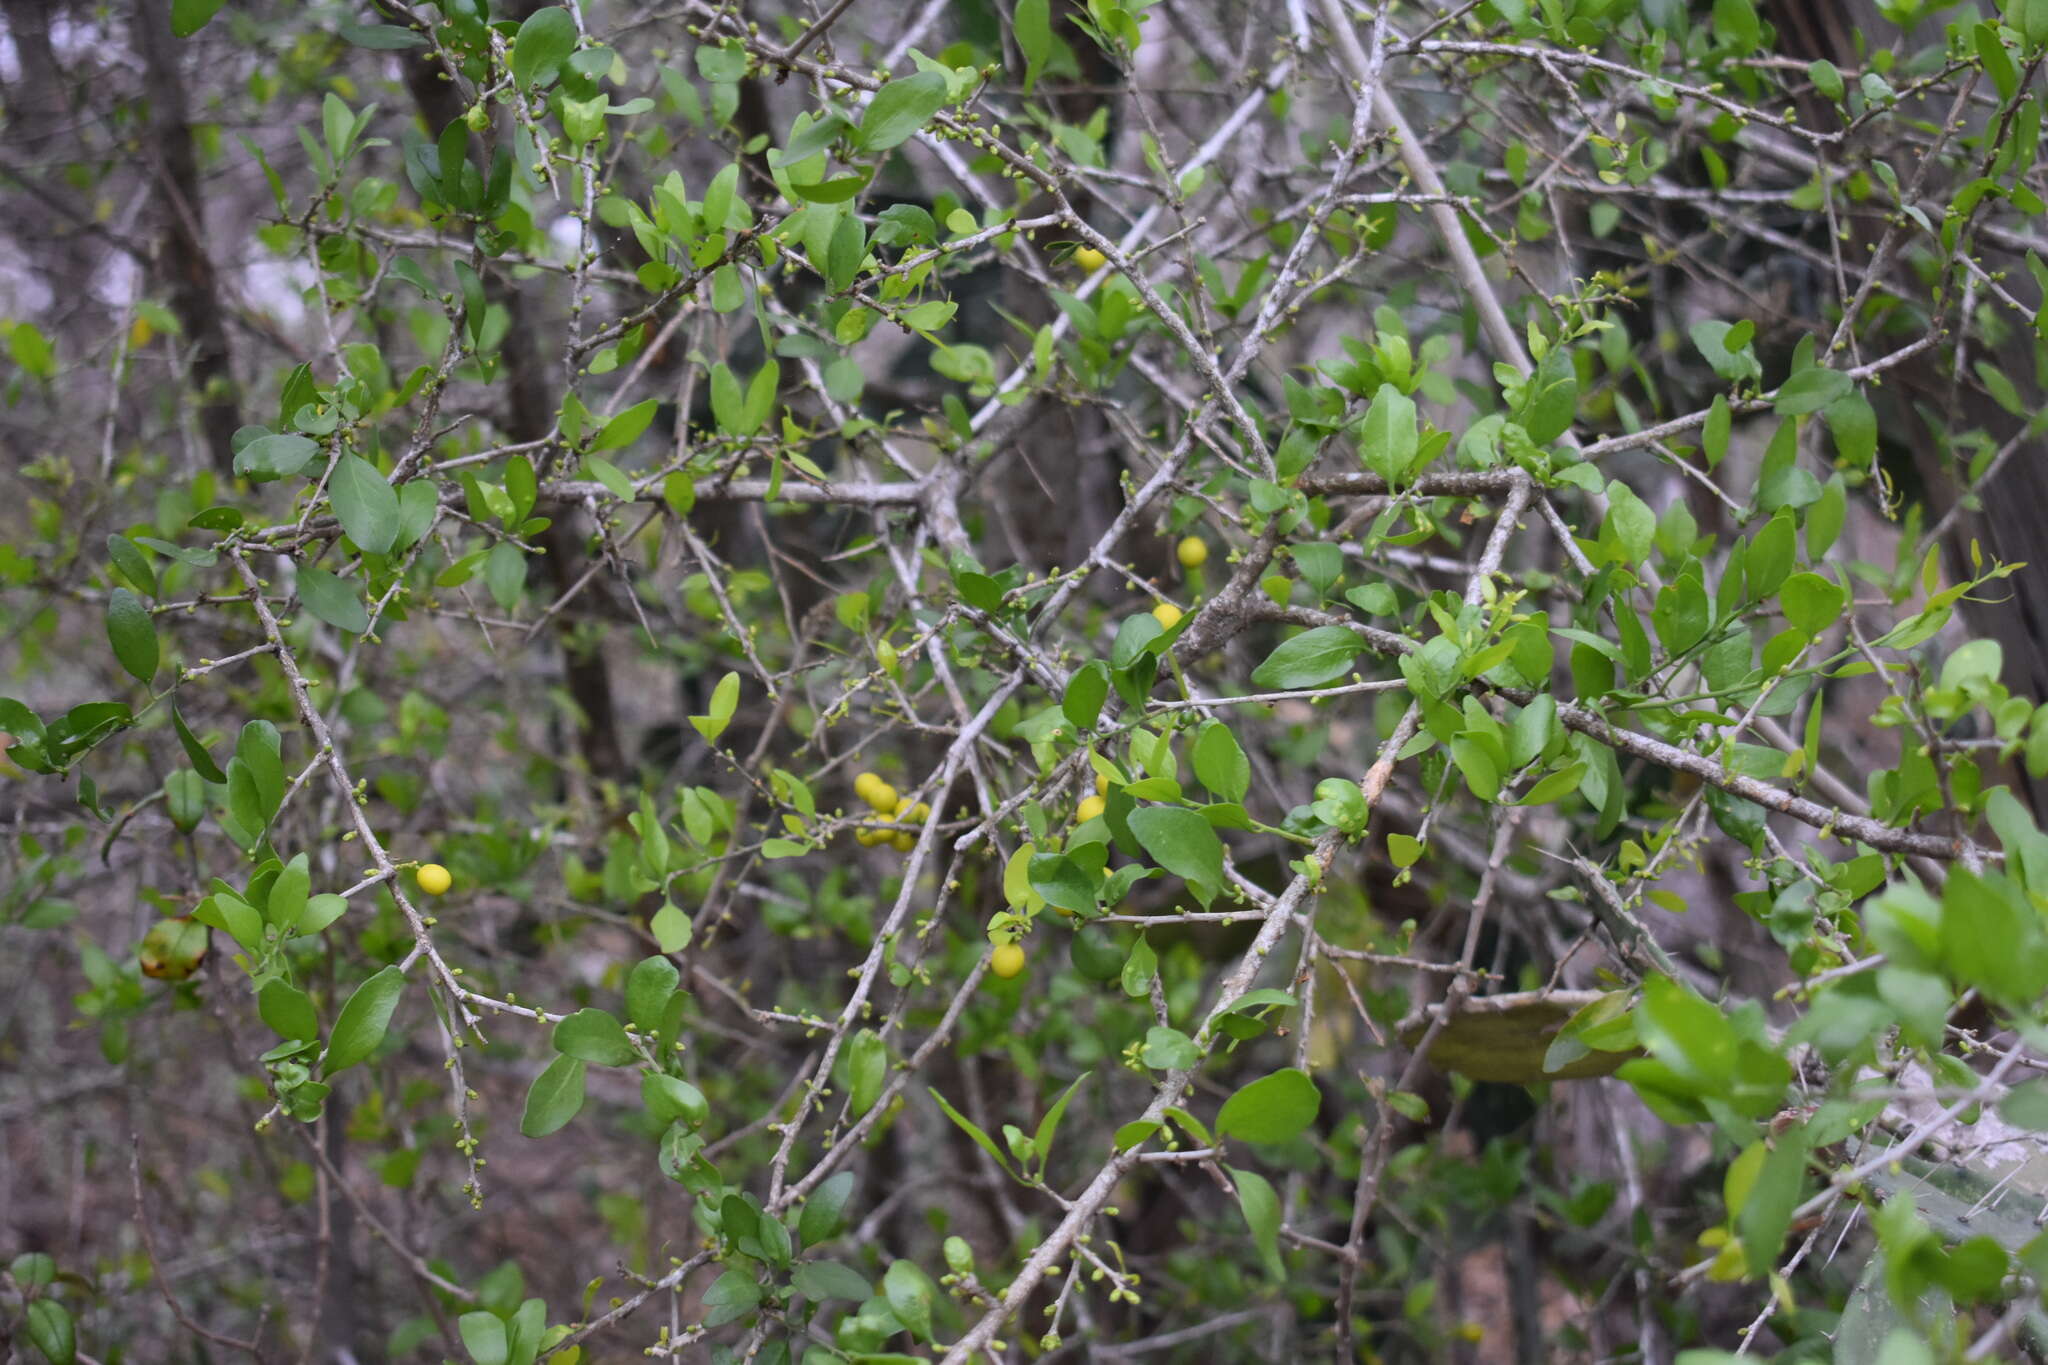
10,0 -> 2048,1360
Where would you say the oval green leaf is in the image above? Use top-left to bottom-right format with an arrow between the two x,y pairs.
1215,1067 -> 1321,1145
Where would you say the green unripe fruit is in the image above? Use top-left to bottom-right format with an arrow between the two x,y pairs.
1070,923 -> 1127,982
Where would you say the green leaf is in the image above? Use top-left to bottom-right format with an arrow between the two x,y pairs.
299,894 -> 348,936
1142,1025 -> 1200,1070
552,1007 -> 638,1066
1016,0 -> 1053,90
259,979 -> 320,1042
1734,1131 -> 1807,1274
702,1268 -> 762,1327
1062,661 -> 1109,731
298,566 -> 371,635
793,1259 -> 872,1303
1027,853 -> 1095,915
2001,1078 -> 2048,1130
1126,806 -> 1224,906
171,702 -> 226,783
1826,391 -> 1876,468
1518,345 -> 1579,445
1748,510 -> 1796,600
395,478 -> 440,548
331,454 -> 399,555
1780,571 -> 1846,639
882,1259 -> 937,1341
165,768 -> 207,831
171,0 -> 226,37
511,6 -> 578,87
106,588 -> 159,683
799,1170 -> 856,1246
1215,1067 -> 1321,1145
1360,383 -> 1419,484
595,398 -> 659,451
1690,319 -> 1761,383
711,363 -> 746,433
339,21 -> 426,49
1809,58 -> 1845,102
322,965 -> 406,1075
1192,721 -> 1250,802
1773,366 -> 1851,416
267,852 -> 310,932
744,360 -> 779,433
1701,393 -> 1731,469
11,1253 -> 55,1288
484,542 -> 526,611
1603,481 -> 1655,565
929,1086 -> 1014,1176
663,471 -> 696,518
1517,761 -> 1587,807
1633,975 -> 1736,1091
520,1054 -> 587,1137
234,432 -> 320,480
856,71 -> 950,153
625,955 -> 679,1032
1032,1071 -> 1091,1168
650,901 -> 692,952
585,456 -> 635,502
641,1071 -> 708,1126
195,892 -> 262,952
690,671 -> 740,742
25,1298 -> 75,1365
458,1311 -> 508,1365
107,534 -> 157,597
1121,933 -> 1158,997
1250,626 -> 1363,689
1229,1166 -> 1285,1278
236,721 -> 285,822
845,1027 -> 888,1117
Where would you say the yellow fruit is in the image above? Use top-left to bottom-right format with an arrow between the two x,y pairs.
1073,245 -> 1107,271
856,827 -> 883,847
1176,535 -> 1209,569
139,917 -> 209,981
415,863 -> 453,896
1076,795 -> 1106,823
866,781 -> 899,813
990,943 -> 1026,979
1151,602 -> 1183,630
892,831 -> 916,853
854,772 -> 884,804
1096,773 -> 1109,797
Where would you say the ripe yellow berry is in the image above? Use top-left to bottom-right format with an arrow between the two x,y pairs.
865,781 -> 899,813
892,831 -> 916,853
856,827 -> 884,847
1176,535 -> 1209,569
1076,795 -> 1106,823
854,772 -> 884,803
1096,773 -> 1109,797
990,943 -> 1026,979
1073,245 -> 1107,271
415,863 -> 452,896
1151,602 -> 1183,630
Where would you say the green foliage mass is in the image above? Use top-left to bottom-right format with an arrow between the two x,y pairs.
10,0 -> 2048,1361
